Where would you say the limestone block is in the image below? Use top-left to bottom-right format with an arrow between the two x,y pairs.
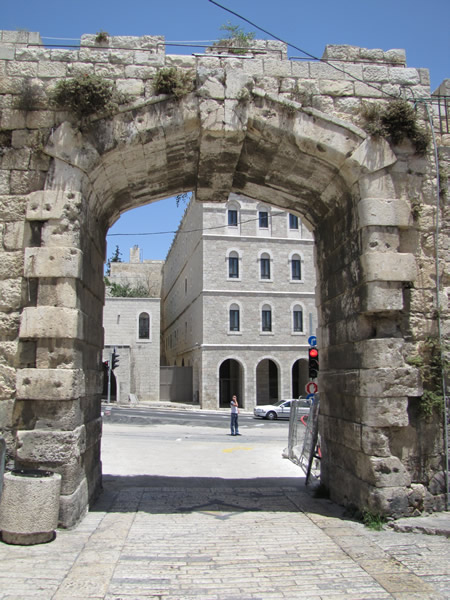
0,312 -> 20,340
6,61 -> 38,77
16,368 -> 85,400
384,49 -> 406,65
24,247 -> 83,279
362,65 -> 389,82
357,455 -> 412,488
367,485 -> 410,517
95,64 -> 125,78
3,221 -> 24,250
0,363 -> 16,399
0,398 -> 14,428
354,81 -> 384,98
390,67 -> 420,85
0,47 -> 15,60
37,278 -> 78,308
360,227 -> 400,254
0,250 -> 23,279
360,397 -> 409,427
361,281 -> 404,312
58,476 -> 89,528
134,50 -> 164,67
26,189 -> 82,221
108,50 -> 134,65
0,278 -> 22,311
37,61 -> 67,78
19,307 -> 83,340
262,58 -> 291,77
343,138 -> 397,185
116,78 -> 144,96
359,367 -> 421,398
360,425 -> 391,456
44,122 -> 99,172
0,171 -> 11,195
361,251 -> 416,283
310,62 -> 345,81
355,338 -> 405,369
319,80 -> 354,96
321,414 -> 361,451
16,425 -> 86,464
1,147 -> 31,170
25,110 -> 55,129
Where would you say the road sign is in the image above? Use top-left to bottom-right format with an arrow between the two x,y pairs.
305,381 -> 318,395
308,335 -> 317,346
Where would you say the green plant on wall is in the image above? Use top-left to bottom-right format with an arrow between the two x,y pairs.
51,73 -> 124,118
154,67 -> 194,99
406,337 -> 448,418
95,30 -> 109,44
361,98 -> 430,155
15,78 -> 44,111
213,22 -> 255,55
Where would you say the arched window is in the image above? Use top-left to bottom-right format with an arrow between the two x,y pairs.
228,251 -> 240,279
138,312 -> 150,339
292,305 -> 303,333
229,303 -> 240,332
290,253 -> 302,281
259,252 -> 271,280
261,304 -> 272,332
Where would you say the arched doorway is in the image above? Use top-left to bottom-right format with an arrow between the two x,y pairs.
292,359 -> 308,399
219,359 -> 243,408
3,39 -> 441,525
256,359 -> 279,405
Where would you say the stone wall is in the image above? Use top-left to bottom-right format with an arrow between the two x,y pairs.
0,29 -> 448,523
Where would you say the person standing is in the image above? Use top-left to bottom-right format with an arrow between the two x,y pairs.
230,395 -> 240,436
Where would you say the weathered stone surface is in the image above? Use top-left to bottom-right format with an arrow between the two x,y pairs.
360,397 -> 409,427
16,368 -> 85,400
16,425 -> 86,463
19,307 -> 84,340
24,247 -> 83,279
357,198 -> 412,228
26,189 -> 83,221
361,252 -> 417,282
0,278 -> 22,311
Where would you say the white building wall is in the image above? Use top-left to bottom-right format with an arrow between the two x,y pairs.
162,193 -> 317,410
103,297 -> 161,402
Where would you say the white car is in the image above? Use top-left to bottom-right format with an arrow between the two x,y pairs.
253,398 -> 311,420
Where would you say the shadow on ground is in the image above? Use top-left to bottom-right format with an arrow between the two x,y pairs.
91,474 -> 346,521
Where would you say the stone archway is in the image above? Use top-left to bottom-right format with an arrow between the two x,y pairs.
256,358 -> 279,405
1,32 -> 446,525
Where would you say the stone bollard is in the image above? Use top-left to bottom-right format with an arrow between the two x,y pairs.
0,469 -> 62,545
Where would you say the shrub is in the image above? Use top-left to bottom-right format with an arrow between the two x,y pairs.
16,78 -> 44,111
361,99 -> 430,155
213,22 -> 255,55
154,67 -> 194,99
52,73 -> 120,118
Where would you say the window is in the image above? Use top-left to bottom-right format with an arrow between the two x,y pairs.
228,252 -> 239,278
262,306 -> 272,332
229,306 -> 240,332
293,307 -> 303,332
291,255 -> 301,280
260,254 -> 271,280
228,209 -> 238,227
258,211 -> 269,228
138,312 -> 150,339
289,213 -> 299,229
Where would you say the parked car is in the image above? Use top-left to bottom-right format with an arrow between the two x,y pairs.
253,398 -> 311,420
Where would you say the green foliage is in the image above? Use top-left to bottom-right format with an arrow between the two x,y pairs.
214,21 -> 255,54
16,78 -> 44,111
361,99 -> 430,155
51,73 -> 121,118
362,510 -> 386,531
105,245 -> 122,276
407,337 -> 447,418
107,282 -> 149,298
154,67 -> 194,99
95,30 -> 109,43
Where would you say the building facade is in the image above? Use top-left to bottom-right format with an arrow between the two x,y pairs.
102,248 -> 163,403
161,194 -> 317,410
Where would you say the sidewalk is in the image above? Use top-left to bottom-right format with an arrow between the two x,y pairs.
0,419 -> 449,599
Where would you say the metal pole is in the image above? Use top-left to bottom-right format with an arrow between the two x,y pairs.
107,352 -> 112,404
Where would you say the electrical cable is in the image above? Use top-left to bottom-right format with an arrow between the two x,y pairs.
208,0 -> 402,100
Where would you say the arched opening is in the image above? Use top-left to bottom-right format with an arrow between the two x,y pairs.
219,359 -> 243,408
292,359 -> 308,399
8,59 -> 433,526
256,359 -> 279,405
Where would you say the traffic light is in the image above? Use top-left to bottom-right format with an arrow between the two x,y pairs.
111,349 -> 120,370
308,347 -> 319,379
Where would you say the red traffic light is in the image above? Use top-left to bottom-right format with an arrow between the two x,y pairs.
308,348 -> 318,358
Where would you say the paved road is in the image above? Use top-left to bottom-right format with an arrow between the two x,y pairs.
0,405 -> 449,599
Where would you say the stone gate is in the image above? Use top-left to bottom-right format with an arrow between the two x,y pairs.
0,30 -> 448,527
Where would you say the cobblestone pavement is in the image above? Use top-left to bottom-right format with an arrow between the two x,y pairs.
0,475 -> 449,600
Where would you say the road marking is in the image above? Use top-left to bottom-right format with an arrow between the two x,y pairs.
223,446 -> 253,453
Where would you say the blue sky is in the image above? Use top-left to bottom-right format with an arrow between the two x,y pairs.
3,0 -> 448,261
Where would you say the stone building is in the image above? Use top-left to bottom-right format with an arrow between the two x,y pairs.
0,29 -> 448,522
161,195 -> 317,410
102,247 -> 163,402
